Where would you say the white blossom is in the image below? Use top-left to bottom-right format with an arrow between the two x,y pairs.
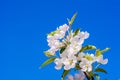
46,24 -> 69,55
53,25 -> 91,70
54,24 -> 69,39
63,55 -> 77,70
54,55 -> 77,70
78,31 -> 89,39
59,24 -> 69,32
95,55 -> 108,64
79,58 -> 93,72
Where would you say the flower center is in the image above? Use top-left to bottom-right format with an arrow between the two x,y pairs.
85,64 -> 89,68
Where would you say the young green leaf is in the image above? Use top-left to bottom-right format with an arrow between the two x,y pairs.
68,12 -> 77,26
61,70 -> 70,80
95,68 -> 107,74
44,51 -> 55,57
47,30 -> 60,36
101,48 -> 110,54
95,49 -> 102,57
96,48 -> 110,57
83,55 -> 94,61
40,58 -> 56,68
80,45 -> 96,52
73,28 -> 80,37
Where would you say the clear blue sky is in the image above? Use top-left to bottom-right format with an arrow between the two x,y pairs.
0,0 -> 120,80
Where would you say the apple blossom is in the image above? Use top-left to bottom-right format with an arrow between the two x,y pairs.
95,55 -> 108,64
79,58 -> 93,72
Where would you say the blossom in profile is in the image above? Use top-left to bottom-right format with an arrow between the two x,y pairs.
95,55 -> 108,64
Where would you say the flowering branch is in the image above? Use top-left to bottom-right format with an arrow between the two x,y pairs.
40,13 -> 110,80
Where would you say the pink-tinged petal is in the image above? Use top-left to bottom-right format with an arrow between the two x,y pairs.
102,58 -> 108,64
55,64 -> 62,70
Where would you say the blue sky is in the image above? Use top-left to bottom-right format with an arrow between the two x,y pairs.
0,0 -> 120,80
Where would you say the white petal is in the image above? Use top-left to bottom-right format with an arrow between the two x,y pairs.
88,65 -> 92,72
64,65 -> 70,70
59,24 -> 69,32
84,31 -> 89,39
102,58 -> 108,64
78,38 -> 84,45
96,55 -> 108,64
81,67 -> 87,72
54,58 -> 61,64
55,64 -> 62,70
70,63 -> 76,68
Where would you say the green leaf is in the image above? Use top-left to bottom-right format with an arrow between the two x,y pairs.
47,30 -> 60,36
93,73 -> 99,77
40,58 -> 56,68
80,45 -> 96,52
88,71 -> 94,77
101,48 -> 110,54
44,51 -> 55,57
83,55 -> 94,61
68,12 -> 77,26
96,49 -> 102,57
95,68 -> 107,74
61,70 -> 70,80
96,48 -> 110,57
60,46 -> 66,54
73,28 -> 80,37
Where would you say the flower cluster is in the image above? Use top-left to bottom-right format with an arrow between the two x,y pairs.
46,24 -> 69,56
45,24 -> 108,72
41,13 -> 109,80
53,24 -> 90,70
